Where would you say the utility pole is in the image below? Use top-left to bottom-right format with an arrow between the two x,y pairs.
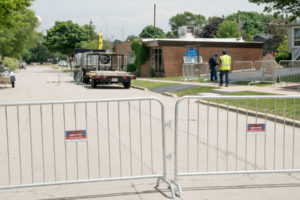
238,14 -> 242,38
154,4 -> 156,39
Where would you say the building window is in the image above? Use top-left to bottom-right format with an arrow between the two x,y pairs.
152,49 -> 164,73
128,51 -> 135,64
293,27 -> 300,47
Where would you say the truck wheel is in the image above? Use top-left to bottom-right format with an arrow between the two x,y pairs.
123,81 -> 131,89
12,82 -> 15,88
83,77 -> 90,84
91,79 -> 97,88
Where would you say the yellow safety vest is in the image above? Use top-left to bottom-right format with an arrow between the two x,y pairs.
220,55 -> 231,70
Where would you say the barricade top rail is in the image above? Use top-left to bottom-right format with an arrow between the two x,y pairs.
175,95 -> 300,105
0,97 -> 164,107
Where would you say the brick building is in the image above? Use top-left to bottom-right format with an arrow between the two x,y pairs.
114,38 -> 263,77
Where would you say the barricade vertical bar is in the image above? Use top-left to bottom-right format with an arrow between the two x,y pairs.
74,103 -> 79,180
128,101 -> 133,176
5,106 -> 11,185
283,99 -> 286,169
117,101 -> 122,177
85,103 -> 90,179
264,99 -> 267,170
96,102 -> 101,178
106,102 -> 111,177
17,105 -> 23,184
245,99 -> 248,170
235,99 -> 239,171
255,98 -> 258,170
187,99 -> 190,172
216,100 -> 219,171
139,100 -> 143,175
40,105 -> 46,182
197,102 -> 200,171
226,98 -> 229,171
274,98 -> 277,170
292,98 -> 296,169
149,100 -> 154,174
63,104 -> 68,181
207,100 -> 210,172
28,105 -> 34,183
51,104 -> 57,182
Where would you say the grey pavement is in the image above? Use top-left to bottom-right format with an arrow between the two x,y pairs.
0,66 -> 300,200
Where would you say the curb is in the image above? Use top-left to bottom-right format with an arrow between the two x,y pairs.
161,92 -> 178,98
131,85 -> 147,91
197,100 -> 300,128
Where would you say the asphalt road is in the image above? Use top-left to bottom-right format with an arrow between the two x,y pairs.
0,65 -> 300,200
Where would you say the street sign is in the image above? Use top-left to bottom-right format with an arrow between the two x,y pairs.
247,123 -> 266,134
66,130 -> 87,141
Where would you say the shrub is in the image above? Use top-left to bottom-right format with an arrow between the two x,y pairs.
126,64 -> 136,72
150,67 -> 155,77
275,51 -> 291,63
130,39 -> 150,77
3,57 -> 18,71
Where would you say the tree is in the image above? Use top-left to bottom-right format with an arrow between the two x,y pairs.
126,35 -> 138,41
0,8 -> 39,58
216,20 -> 239,38
82,20 -> 98,41
169,11 -> 206,36
139,25 -> 166,38
198,17 -> 224,38
0,0 -> 32,28
248,0 -> 300,21
44,21 -> 88,64
226,11 -> 273,39
113,39 -> 122,44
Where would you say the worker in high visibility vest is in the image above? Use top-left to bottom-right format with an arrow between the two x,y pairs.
219,49 -> 231,87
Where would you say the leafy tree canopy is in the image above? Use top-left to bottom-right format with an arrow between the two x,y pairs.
139,25 -> 166,38
248,0 -> 300,21
0,8 -> 39,58
226,11 -> 273,38
82,20 -> 98,41
126,35 -> 138,41
0,0 -> 32,28
169,11 -> 206,36
198,17 -> 224,38
44,21 -> 88,56
216,20 -> 239,38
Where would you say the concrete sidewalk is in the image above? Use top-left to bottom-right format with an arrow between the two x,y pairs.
138,78 -> 300,96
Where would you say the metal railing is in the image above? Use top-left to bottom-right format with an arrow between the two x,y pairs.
230,61 -> 255,84
0,98 -> 175,198
182,63 -> 209,81
278,60 -> 300,89
173,96 -> 300,198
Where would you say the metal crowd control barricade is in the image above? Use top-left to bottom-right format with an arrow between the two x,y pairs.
173,96 -> 300,198
253,60 -> 277,84
0,98 -> 175,198
230,61 -> 255,84
278,60 -> 300,89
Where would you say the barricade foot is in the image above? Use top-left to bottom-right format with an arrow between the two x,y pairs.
171,180 -> 183,199
155,177 -> 176,200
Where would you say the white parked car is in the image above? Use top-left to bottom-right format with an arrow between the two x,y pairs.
58,60 -> 67,67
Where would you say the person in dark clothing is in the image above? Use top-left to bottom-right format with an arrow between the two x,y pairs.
208,53 -> 219,82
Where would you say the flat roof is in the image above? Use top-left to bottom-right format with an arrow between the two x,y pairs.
141,38 -> 264,48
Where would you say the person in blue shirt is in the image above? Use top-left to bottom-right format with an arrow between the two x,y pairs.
208,52 -> 219,82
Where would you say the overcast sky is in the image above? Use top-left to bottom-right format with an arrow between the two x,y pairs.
30,0 -> 267,40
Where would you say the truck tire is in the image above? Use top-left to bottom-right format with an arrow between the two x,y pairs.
123,81 -> 131,89
12,81 -> 15,88
91,79 -> 97,88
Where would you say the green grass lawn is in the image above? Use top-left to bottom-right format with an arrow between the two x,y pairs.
172,86 -> 218,97
279,74 -> 300,83
131,80 -> 179,89
205,91 -> 300,121
144,76 -> 207,82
